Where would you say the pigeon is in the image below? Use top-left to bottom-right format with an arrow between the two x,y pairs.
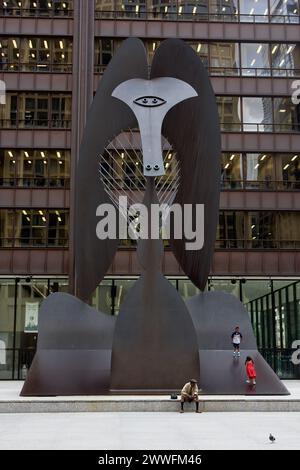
269,433 -> 276,443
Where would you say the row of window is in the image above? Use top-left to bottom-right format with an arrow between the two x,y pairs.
0,37 -> 72,72
0,209 -> 68,247
1,37 -> 299,77
1,0 -> 299,24
1,149 -> 299,190
0,149 -> 70,187
94,0 -> 300,24
0,93 -> 72,128
96,39 -> 300,77
0,0 -> 73,16
0,93 -> 299,131
0,209 -> 299,248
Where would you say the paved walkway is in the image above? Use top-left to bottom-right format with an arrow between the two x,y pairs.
0,411 -> 300,449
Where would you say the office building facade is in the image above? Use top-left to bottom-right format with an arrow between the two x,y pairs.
0,0 -> 300,379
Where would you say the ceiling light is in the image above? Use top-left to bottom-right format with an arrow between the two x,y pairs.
8,151 -> 13,158
261,154 -> 267,161
12,160 -> 16,164
58,217 -> 62,222
272,45 -> 278,54
165,162 -> 169,169
230,154 -> 235,160
42,217 -> 46,222
224,163 -> 230,169
254,163 -> 259,169
33,1 -> 37,6
256,45 -> 262,54
292,155 -> 298,161
283,164 -> 290,170
31,53 -> 35,58
251,224 -> 255,229
57,151 -> 61,158
286,46 -> 293,54
59,161 -> 63,165
62,2 -> 67,7
135,5 -> 139,12
59,40 -> 64,49
168,154 -> 172,160
44,40 -> 49,49
279,109 -> 286,113
152,42 -> 156,51
23,210 -> 27,216
24,151 -> 29,158
28,160 -> 32,164
26,217 -> 30,222
43,161 -> 47,165
179,6 -> 183,14
197,43 -> 201,53
164,5 -> 168,12
264,8 -> 268,15
249,8 -> 254,14
193,6 -> 197,14
41,151 -> 46,158
39,210 -> 43,216
48,2 -> 52,7
61,54 -> 65,59
12,39 -> 18,49
251,59 -> 256,66
279,59 -> 285,67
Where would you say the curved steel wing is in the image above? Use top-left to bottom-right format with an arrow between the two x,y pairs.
150,39 -> 221,290
75,38 -> 148,301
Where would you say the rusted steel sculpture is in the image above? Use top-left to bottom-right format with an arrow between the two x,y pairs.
21,38 -> 288,396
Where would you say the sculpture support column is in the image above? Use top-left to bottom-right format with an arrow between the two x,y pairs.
69,0 -> 95,296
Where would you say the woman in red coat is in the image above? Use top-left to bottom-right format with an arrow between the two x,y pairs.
245,356 -> 256,385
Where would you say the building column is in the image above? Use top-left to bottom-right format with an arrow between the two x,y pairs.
69,0 -> 95,295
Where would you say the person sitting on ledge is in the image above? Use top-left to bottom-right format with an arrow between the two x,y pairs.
180,379 -> 201,413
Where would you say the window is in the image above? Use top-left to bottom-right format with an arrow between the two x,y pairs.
270,0 -> 299,23
242,97 -> 273,132
247,211 -> 276,248
274,97 -> 300,132
221,153 -> 243,189
209,42 -> 239,75
271,43 -> 300,76
217,211 -> 245,248
217,96 -> 241,131
240,43 -> 270,76
277,154 -> 300,189
239,0 -> 269,22
244,153 -> 275,189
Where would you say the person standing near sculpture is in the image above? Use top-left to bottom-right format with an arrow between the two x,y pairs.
180,379 -> 201,413
231,326 -> 243,357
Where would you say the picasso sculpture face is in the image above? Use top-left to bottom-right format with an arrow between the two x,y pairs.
112,77 -> 197,177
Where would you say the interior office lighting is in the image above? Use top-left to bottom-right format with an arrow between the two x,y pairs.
24,151 -> 29,158
230,154 -> 235,160
251,59 -> 256,66
59,40 -> 64,49
272,45 -> 278,54
286,46 -> 293,54
193,6 -> 197,14
261,154 -> 267,161
8,151 -> 13,157
197,43 -> 201,53
283,164 -> 290,170
44,40 -> 49,49
12,40 -> 18,49
256,45 -> 262,54
292,155 -> 298,161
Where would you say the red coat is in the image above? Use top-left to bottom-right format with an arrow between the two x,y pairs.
246,360 -> 256,378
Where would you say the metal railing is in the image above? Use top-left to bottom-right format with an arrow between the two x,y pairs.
0,177 -> 70,188
0,62 -> 73,73
0,237 -> 69,248
220,122 -> 300,133
94,65 -> 300,78
0,119 -> 71,129
94,10 -> 300,24
221,179 -> 300,191
0,7 -> 73,17
215,239 -> 300,249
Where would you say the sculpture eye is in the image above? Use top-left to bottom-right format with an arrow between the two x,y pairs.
134,96 -> 166,107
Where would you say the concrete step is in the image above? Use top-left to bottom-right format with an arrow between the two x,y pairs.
0,381 -> 300,413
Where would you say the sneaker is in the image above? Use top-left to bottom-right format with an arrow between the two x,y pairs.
180,410 -> 184,413
237,352 -> 240,357
233,352 -> 236,357
253,380 -> 256,385
196,410 -> 202,413
246,379 -> 250,384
